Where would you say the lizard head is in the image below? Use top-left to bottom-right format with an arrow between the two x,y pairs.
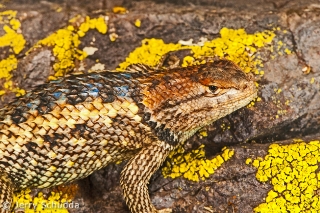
142,59 -> 257,142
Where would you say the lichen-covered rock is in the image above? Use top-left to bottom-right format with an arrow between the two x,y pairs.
1,0 -> 320,212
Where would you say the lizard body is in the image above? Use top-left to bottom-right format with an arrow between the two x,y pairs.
0,60 -> 257,213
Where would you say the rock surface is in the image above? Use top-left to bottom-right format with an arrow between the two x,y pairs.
1,0 -> 320,212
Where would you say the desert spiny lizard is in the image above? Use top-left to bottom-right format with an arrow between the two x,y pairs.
0,59 -> 257,213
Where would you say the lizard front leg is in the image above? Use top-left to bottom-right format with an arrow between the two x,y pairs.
120,141 -> 173,213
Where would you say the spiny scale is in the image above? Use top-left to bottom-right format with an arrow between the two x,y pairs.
0,60 -> 257,213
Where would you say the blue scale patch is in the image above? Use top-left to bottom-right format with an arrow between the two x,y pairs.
26,103 -> 33,108
81,83 -> 100,98
55,93 -> 67,104
88,88 -> 99,97
114,86 -> 129,97
53,91 -> 62,99
84,83 -> 94,88
59,89 -> 70,93
121,73 -> 132,78
26,99 -> 41,110
90,74 -> 102,79
95,83 -> 103,87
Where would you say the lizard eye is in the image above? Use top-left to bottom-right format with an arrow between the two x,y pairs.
208,85 -> 218,93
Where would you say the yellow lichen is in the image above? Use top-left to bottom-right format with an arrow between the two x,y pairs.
246,158 -> 252,165
30,15 -> 107,79
109,32 -> 118,42
284,48 -> 292,55
277,41 -> 283,50
198,129 -> 208,137
162,145 -> 234,181
118,28 -> 276,76
247,99 -> 258,108
310,77 -> 315,84
0,55 -> 17,79
0,13 -> 108,95
112,6 -> 127,14
56,7 -> 62,13
0,25 -> 25,54
250,140 -> 320,212
0,10 -> 26,96
134,19 -> 141,27
275,88 -> 282,94
117,38 -> 185,69
12,188 -> 76,213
